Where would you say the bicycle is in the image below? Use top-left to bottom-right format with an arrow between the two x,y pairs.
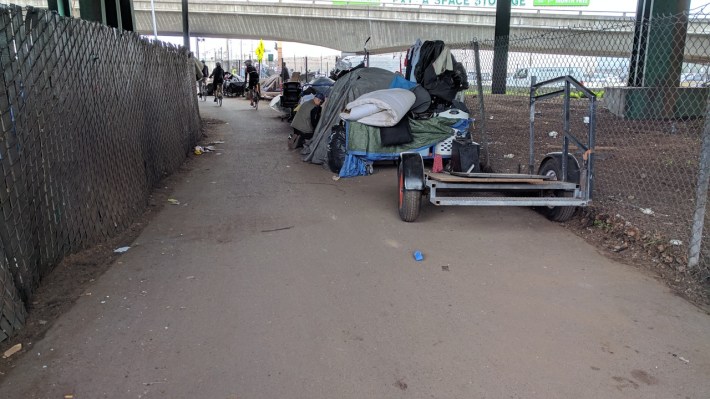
198,78 -> 207,101
252,84 -> 261,110
248,84 -> 260,110
214,83 -> 223,107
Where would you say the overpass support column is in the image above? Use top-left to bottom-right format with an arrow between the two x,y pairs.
79,0 -> 106,24
78,0 -> 135,31
118,0 -> 136,31
182,0 -> 190,51
630,0 -> 690,88
491,0 -> 511,95
618,0 -> 692,119
47,0 -> 71,17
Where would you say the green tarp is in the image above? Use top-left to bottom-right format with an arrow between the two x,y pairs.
347,117 -> 458,157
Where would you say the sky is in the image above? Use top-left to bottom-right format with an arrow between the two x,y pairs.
157,0 -> 710,58
157,37 -> 342,61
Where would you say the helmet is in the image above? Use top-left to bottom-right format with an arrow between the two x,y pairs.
245,59 -> 252,65
216,62 -> 221,67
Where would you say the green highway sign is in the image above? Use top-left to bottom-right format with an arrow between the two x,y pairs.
534,0 -> 590,6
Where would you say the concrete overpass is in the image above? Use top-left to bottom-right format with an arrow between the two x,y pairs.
129,0 -> 709,61
18,0 -> 710,62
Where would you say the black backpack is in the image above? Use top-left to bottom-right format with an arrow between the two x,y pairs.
249,70 -> 260,84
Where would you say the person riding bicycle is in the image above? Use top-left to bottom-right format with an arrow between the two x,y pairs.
245,60 -> 260,107
210,61 -> 225,102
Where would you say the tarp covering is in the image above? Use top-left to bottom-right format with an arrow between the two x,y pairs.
339,117 -> 471,177
291,100 -> 318,134
346,117 -> 460,160
301,67 -> 395,165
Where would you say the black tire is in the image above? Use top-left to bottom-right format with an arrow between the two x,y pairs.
538,157 -> 577,222
398,166 -> 421,222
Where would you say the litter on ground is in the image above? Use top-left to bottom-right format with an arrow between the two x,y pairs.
3,343 -> 22,359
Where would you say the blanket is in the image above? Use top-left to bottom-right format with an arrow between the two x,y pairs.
340,88 -> 416,127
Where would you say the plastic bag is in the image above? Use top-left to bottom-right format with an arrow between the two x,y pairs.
327,124 -> 347,173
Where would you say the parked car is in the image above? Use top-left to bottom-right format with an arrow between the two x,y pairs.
206,75 -> 246,97
681,73 -> 709,87
582,73 -> 624,89
224,75 -> 246,97
466,71 -> 491,82
506,67 -> 584,88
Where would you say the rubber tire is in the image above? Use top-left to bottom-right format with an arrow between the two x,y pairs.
538,157 -> 577,222
398,166 -> 422,222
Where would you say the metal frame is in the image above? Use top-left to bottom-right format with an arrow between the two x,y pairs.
530,75 -> 597,202
411,75 -> 596,210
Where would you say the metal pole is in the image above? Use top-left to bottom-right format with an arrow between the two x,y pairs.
150,0 -> 158,40
473,41 -> 489,169
688,100 -> 710,268
491,0 -> 511,94
587,97 -> 597,200
529,76 -> 536,175
181,0 -> 189,50
562,80 -> 570,181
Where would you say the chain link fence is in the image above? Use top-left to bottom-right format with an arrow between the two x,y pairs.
0,5 -> 201,343
449,7 -> 710,293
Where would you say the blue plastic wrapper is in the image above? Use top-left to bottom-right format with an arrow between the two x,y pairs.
413,251 -> 423,261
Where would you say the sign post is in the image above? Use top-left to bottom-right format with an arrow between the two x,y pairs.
255,39 -> 265,77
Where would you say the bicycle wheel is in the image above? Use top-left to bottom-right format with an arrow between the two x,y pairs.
218,94 -> 222,107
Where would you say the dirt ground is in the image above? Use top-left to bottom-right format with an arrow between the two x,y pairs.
465,94 -> 710,307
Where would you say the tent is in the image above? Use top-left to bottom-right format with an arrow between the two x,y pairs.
301,67 -> 395,165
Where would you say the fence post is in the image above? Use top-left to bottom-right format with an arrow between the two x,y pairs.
688,100 -> 710,268
472,41 -> 488,168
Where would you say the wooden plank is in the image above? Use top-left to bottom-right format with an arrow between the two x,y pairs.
427,173 -> 550,184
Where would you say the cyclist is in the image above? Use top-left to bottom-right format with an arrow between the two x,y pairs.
210,61 -> 225,103
199,60 -> 208,100
245,60 -> 260,107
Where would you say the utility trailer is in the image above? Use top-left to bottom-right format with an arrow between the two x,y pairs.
397,75 -> 596,222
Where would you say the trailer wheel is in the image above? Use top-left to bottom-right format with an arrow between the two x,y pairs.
398,166 -> 421,222
538,157 -> 577,222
